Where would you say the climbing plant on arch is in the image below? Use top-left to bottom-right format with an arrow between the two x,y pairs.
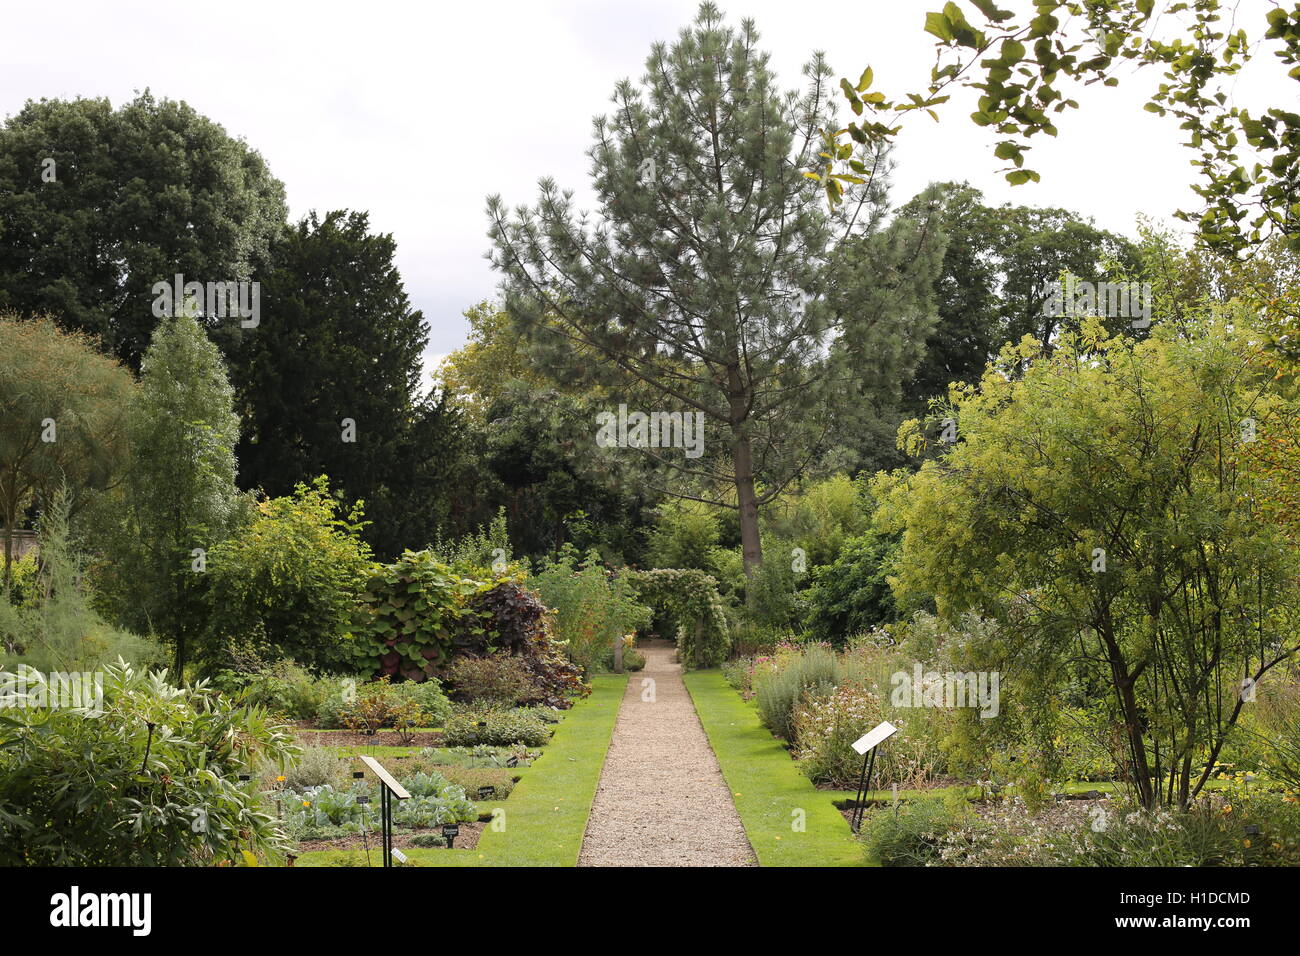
625,569 -> 730,668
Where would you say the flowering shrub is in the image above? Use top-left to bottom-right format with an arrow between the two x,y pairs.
886,785 -> 1300,867
860,793 -> 976,866
794,682 -> 885,787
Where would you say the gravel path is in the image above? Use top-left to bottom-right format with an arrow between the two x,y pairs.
578,640 -> 756,867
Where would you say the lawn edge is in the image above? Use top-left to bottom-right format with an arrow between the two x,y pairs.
683,669 -> 865,868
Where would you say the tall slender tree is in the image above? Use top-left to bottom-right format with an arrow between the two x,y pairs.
106,312 -> 243,672
0,315 -> 134,593
488,2 -> 941,574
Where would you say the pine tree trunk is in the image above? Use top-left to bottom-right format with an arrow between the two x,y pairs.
733,432 -> 763,577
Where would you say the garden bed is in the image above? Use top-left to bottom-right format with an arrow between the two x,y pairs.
295,730 -> 444,748
296,821 -> 487,854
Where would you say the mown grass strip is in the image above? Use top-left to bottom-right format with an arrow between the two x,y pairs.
684,670 -> 862,868
298,673 -> 627,868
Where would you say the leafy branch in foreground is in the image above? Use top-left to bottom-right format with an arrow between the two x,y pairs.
815,1 -> 1300,255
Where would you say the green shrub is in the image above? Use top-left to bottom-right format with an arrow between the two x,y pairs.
763,474 -> 872,569
336,678 -> 425,736
277,743 -> 347,791
722,657 -> 753,691
469,582 -> 589,706
391,679 -> 452,726
204,478 -> 374,674
311,675 -> 451,730
446,653 -> 542,705
316,679 -> 361,728
442,707 -> 553,748
529,546 -> 652,673
744,538 -> 805,630
0,660 -> 298,865
1243,677 -> 1300,789
860,794 -> 975,866
211,658 -> 334,721
357,551 -> 489,680
433,507 -> 514,575
1060,804 -> 1243,867
2,495 -> 164,672
802,531 -> 898,645
645,500 -> 721,572
5,551 -> 39,609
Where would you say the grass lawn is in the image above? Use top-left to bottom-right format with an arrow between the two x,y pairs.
298,673 -> 627,868
684,669 -> 863,867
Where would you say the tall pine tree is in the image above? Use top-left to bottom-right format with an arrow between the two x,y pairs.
488,2 -> 941,573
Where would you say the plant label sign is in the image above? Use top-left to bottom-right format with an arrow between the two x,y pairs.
852,720 -> 898,755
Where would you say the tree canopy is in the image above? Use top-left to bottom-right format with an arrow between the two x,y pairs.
0,91 -> 286,367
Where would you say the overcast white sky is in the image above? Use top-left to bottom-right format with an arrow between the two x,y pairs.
2,0 -> 1288,377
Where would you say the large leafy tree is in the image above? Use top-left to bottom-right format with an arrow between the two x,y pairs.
232,210 -> 463,558
489,2 -> 942,573
997,204 -> 1140,349
875,314 -> 1300,808
102,313 -> 244,672
0,315 -> 135,593
0,92 -> 286,368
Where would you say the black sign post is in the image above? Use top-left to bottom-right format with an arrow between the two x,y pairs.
441,823 -> 460,849
359,755 -> 410,868
849,721 -> 899,833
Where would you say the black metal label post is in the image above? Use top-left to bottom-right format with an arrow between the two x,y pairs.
849,721 -> 898,833
359,755 -> 411,867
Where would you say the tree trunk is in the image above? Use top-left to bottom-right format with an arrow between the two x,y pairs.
1098,615 -> 1156,807
2,521 -> 12,598
733,431 -> 763,577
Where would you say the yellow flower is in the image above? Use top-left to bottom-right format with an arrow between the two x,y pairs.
302,800 -> 311,808
1243,839 -> 1252,848
276,775 -> 286,783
